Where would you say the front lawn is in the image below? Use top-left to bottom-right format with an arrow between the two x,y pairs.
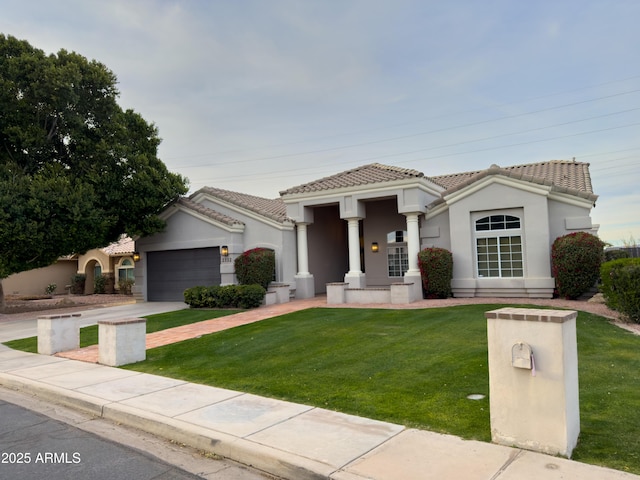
124,305 -> 640,475
3,309 -> 240,353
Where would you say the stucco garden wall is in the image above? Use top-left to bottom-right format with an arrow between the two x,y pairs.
3,259 -> 78,296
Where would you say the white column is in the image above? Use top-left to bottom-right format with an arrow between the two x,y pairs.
344,217 -> 366,288
296,222 -> 310,275
294,222 -> 315,298
347,218 -> 362,274
405,212 -> 421,274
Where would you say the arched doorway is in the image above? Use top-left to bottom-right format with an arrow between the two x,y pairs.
84,259 -> 102,294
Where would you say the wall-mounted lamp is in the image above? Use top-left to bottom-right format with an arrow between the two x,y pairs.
132,252 -> 141,262
371,242 -> 379,253
221,245 -> 229,257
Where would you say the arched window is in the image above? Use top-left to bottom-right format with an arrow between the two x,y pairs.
118,258 -> 135,283
475,214 -> 523,278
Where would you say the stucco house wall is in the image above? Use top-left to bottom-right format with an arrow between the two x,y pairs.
362,198 -> 408,286
135,191 -> 296,301
420,206 -> 451,251
547,199 -> 595,243
138,160 -> 598,302
447,179 -> 556,297
307,205 -> 348,293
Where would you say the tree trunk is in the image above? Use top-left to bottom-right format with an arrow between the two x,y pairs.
0,279 -> 5,312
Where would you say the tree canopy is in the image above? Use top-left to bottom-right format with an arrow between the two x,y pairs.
0,35 -> 188,288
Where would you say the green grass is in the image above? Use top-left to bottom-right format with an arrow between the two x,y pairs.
122,305 -> 640,475
2,309 -> 240,353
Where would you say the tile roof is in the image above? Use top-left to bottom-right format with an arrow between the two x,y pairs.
194,187 -> 290,223
177,197 -> 245,227
279,163 -> 425,195
101,236 -> 135,256
430,160 -> 594,194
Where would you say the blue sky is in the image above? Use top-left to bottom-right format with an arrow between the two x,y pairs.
2,0 -> 639,245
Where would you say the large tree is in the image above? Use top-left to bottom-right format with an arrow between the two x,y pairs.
0,35 -> 188,308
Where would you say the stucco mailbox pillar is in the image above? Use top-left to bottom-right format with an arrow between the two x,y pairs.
98,317 -> 146,366
485,307 -> 580,458
37,314 -> 82,354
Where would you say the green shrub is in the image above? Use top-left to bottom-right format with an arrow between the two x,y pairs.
118,278 -> 134,295
604,248 -> 630,262
418,248 -> 453,299
234,248 -> 275,289
237,284 -> 267,308
45,283 -> 57,295
217,285 -> 240,307
184,284 -> 265,309
71,274 -> 86,294
552,232 -> 604,299
184,286 -> 202,307
601,258 -> 640,323
94,274 -> 106,294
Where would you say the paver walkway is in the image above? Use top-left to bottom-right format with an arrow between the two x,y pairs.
56,296 -> 326,363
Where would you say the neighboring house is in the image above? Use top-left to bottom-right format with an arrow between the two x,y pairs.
134,160 -> 599,302
4,236 -> 136,296
77,235 -> 136,294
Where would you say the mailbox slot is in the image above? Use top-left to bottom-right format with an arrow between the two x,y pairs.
512,342 -> 533,370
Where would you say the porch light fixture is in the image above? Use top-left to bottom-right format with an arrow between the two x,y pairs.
132,252 -> 141,262
371,242 -> 379,253
221,245 -> 229,256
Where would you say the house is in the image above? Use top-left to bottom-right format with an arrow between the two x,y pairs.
4,236 -> 136,296
134,160 -> 598,302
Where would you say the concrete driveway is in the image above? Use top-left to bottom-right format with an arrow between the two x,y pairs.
0,302 -> 188,343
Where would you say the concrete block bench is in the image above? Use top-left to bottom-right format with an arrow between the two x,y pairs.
37,314 -> 82,355
268,283 -> 291,304
98,317 -> 146,366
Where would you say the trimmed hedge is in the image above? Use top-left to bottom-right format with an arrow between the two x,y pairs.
234,248 -> 275,289
600,258 -> 640,323
184,284 -> 266,309
418,248 -> 453,299
552,232 -> 604,299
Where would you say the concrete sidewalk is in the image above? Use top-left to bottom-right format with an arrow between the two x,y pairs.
0,348 -> 637,480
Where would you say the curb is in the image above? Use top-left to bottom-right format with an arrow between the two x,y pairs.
0,372 -> 345,480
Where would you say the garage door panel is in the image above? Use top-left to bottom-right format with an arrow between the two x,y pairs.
147,248 -> 220,301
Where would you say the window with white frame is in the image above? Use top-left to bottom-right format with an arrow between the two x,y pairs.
118,258 -> 135,283
387,230 -> 408,277
475,214 -> 523,278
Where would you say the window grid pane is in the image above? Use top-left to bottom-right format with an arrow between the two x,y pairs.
477,235 -> 523,278
475,215 -> 521,231
388,247 -> 408,277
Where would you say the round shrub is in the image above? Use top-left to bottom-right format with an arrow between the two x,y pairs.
418,248 -> 453,298
551,232 -> 604,299
600,258 -> 640,323
234,248 -> 275,289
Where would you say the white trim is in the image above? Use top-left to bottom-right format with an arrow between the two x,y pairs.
191,192 -> 294,231
473,210 -> 525,279
281,177 -> 444,203
160,203 -> 245,233
548,191 -> 597,208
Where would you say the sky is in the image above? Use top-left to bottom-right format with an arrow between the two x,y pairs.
2,0 -> 639,246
